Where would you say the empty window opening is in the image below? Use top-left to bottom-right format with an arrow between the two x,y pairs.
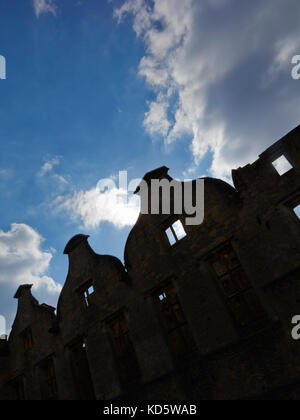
159,292 -> 167,301
165,220 -> 187,246
210,244 -> 265,327
78,281 -> 95,309
69,339 -> 95,400
22,327 -> 33,351
173,220 -> 187,240
153,284 -> 196,359
166,228 -> 176,246
107,313 -> 141,386
294,205 -> 300,219
272,155 -> 293,176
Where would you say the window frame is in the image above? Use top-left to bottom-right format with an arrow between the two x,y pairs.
77,280 -> 95,310
209,243 -> 265,329
164,219 -> 187,246
152,282 -> 196,360
283,194 -> 300,222
106,310 -> 141,387
68,337 -> 96,400
22,327 -> 33,351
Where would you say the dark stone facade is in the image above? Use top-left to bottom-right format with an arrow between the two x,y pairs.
1,126 -> 300,400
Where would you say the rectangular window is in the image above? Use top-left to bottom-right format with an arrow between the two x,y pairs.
107,313 -> 141,386
78,280 -> 95,309
22,327 -> 33,351
272,155 -> 293,176
153,284 -> 196,359
69,338 -> 95,400
39,357 -> 58,400
165,220 -> 187,246
210,244 -> 265,327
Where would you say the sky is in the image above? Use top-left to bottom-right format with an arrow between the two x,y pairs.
0,0 -> 299,330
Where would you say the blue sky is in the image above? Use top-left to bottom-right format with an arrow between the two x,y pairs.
0,0 -> 299,330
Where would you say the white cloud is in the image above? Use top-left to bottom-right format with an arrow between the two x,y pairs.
115,0 -> 300,180
0,223 -> 61,296
33,0 -> 57,18
0,224 -> 62,329
114,0 -> 152,36
144,93 -> 171,137
56,185 -> 140,230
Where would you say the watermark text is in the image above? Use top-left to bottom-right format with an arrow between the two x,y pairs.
291,55 -> 300,80
0,55 -> 6,80
96,172 -> 204,226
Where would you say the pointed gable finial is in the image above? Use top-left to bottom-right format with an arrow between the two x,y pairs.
14,284 -> 34,299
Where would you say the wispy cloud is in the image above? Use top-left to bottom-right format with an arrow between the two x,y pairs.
53,174 -> 68,185
38,156 -> 69,193
33,0 -> 57,18
0,169 -> 12,178
38,157 -> 61,177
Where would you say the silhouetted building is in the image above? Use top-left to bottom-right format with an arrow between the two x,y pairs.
1,126 -> 300,400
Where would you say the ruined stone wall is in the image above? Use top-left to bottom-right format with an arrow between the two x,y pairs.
0,126 -> 300,400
